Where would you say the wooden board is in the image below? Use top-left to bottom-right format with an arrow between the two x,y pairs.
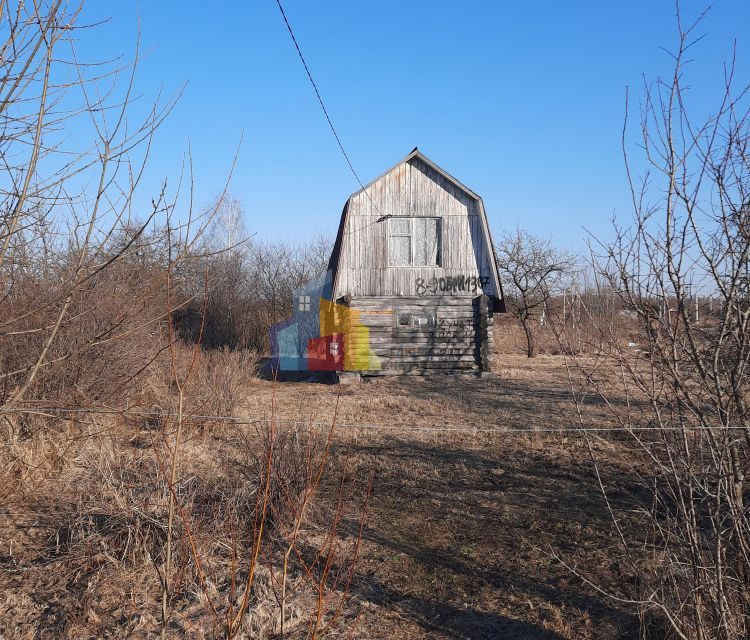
334,155 -> 497,299
337,294 -> 497,374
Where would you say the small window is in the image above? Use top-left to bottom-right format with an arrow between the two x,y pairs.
398,310 -> 437,327
329,341 -> 339,356
298,295 -> 311,312
388,217 -> 441,266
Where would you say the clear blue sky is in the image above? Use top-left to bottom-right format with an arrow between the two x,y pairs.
77,1 -> 750,250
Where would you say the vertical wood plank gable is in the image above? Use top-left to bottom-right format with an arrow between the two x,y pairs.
335,157 -> 495,298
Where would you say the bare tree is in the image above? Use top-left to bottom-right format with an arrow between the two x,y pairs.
207,194 -> 250,254
0,5 -> 371,638
562,7 -> 750,639
496,228 -> 576,357
173,223 -> 334,352
0,4 -> 221,634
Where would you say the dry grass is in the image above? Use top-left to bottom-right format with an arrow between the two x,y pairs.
234,351 -> 643,639
0,340 -> 371,639
1,333 -> 648,639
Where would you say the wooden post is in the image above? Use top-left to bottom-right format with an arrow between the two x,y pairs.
695,292 -> 699,323
477,295 -> 492,372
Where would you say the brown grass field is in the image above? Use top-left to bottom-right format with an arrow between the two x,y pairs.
0,329 -> 646,639
241,355 -> 639,639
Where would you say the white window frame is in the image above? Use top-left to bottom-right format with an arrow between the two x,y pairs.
396,308 -> 437,327
387,216 -> 442,267
298,294 -> 311,312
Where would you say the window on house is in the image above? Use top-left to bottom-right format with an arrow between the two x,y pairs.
298,295 -> 311,312
388,217 -> 441,266
329,341 -> 339,356
397,310 -> 437,327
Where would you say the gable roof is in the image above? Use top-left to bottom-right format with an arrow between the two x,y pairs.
327,148 -> 504,307
349,147 -> 481,201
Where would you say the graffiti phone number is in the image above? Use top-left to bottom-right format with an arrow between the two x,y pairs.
415,275 -> 490,296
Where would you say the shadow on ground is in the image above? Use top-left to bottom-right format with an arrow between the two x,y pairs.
258,357 -> 337,384
322,434 -> 640,639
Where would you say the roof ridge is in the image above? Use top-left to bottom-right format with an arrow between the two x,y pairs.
347,148 -> 480,202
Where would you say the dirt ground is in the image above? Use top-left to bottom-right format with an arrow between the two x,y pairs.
238,354 -> 641,639
0,352 -> 645,639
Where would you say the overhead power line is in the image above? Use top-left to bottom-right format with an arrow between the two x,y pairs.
273,0 -> 384,216
7,405 -> 750,436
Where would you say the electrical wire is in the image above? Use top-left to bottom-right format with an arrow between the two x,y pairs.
273,0 -> 384,217
7,405 -> 750,436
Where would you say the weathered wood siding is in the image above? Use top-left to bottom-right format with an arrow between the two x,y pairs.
347,296 -> 494,374
333,156 -> 497,300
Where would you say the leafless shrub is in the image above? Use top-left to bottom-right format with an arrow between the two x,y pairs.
496,228 -> 577,357
145,399 -> 371,638
0,3 -> 369,637
559,8 -> 750,639
0,0 -> 202,421
175,226 -> 333,353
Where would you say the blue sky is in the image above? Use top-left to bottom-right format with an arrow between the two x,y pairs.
77,2 -> 750,250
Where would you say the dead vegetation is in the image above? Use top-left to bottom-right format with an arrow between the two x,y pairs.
223,354 -> 649,639
2,350 -> 648,640
0,346 -> 372,639
0,3 -> 366,636
1,2 -> 748,639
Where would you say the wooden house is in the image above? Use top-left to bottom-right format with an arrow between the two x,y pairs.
321,148 -> 505,375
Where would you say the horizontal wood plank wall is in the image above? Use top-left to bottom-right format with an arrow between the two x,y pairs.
336,157 -> 497,299
347,296 -> 490,374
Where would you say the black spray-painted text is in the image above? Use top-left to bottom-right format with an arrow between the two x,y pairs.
415,275 -> 490,297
